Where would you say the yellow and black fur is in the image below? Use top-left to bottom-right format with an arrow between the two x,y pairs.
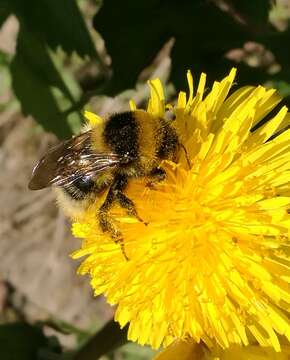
29,110 -> 178,259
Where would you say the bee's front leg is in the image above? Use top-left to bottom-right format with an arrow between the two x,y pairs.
112,174 -> 146,224
146,167 -> 166,188
149,167 -> 166,181
115,191 -> 147,224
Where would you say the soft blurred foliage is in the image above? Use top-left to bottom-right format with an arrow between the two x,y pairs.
1,0 -> 290,139
0,0 -> 290,359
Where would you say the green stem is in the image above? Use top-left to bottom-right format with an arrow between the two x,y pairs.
73,319 -> 129,360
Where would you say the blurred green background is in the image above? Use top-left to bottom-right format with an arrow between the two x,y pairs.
0,1 -> 290,359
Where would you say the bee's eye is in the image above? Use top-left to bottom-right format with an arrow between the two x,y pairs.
74,176 -> 95,192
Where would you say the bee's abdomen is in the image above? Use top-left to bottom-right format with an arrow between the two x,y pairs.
103,110 -> 178,175
103,112 -> 139,161
156,119 -> 178,160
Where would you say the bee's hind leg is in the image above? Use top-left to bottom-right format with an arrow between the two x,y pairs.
98,174 -> 144,260
98,184 -> 129,260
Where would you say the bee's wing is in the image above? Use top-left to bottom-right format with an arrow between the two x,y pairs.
28,131 -> 121,190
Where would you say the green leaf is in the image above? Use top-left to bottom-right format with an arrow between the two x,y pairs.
268,80 -> 290,97
4,0 -> 98,59
230,0 -> 272,26
119,343 -> 157,360
3,0 -> 99,138
10,26 -> 75,138
169,1 -> 249,90
93,0 -> 284,94
263,28 -> 290,74
93,0 -> 250,94
0,49 -> 10,65
0,322 -> 53,360
94,0 -> 171,94
0,3 -> 10,29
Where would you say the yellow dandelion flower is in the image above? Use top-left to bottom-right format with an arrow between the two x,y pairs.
72,69 -> 290,350
154,340 -> 290,360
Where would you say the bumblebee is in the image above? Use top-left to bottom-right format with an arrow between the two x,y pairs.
29,110 -> 178,259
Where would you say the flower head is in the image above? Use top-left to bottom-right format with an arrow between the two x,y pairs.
72,69 -> 290,350
154,340 -> 290,360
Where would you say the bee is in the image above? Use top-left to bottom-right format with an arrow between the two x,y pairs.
29,110 -> 179,259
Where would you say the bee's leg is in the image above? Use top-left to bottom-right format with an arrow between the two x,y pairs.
112,175 -> 146,224
146,167 -> 166,188
115,191 -> 147,225
150,167 -> 166,181
98,185 -> 129,260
